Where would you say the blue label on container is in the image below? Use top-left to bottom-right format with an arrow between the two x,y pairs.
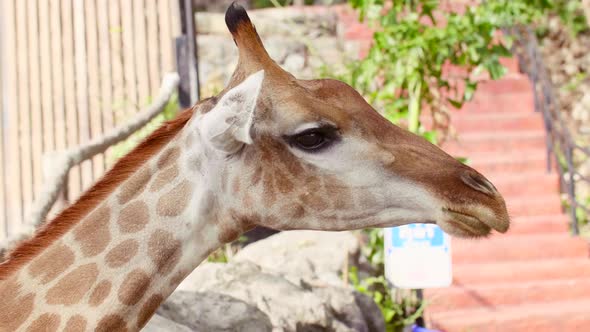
391,224 -> 445,248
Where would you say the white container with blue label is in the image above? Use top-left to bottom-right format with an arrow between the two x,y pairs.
384,224 -> 452,289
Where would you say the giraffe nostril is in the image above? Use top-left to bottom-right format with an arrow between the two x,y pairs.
461,172 -> 497,196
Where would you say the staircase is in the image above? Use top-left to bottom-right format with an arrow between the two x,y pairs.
424,61 -> 590,332
335,6 -> 590,331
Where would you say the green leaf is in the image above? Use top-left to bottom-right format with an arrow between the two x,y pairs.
456,156 -> 471,165
447,98 -> 463,109
422,130 -> 438,145
464,81 -> 478,101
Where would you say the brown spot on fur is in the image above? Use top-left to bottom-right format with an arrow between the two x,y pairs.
26,313 -> 60,332
137,294 -> 165,328
95,314 -> 128,332
274,170 -> 293,194
301,193 -> 328,212
148,230 -> 182,275
259,144 -> 274,162
157,180 -> 193,217
287,204 -> 306,219
150,165 -> 179,192
305,176 -> 322,192
157,146 -> 180,169
28,242 -> 75,284
73,205 -> 111,257
0,278 -> 35,331
118,269 -> 151,306
89,280 -> 112,307
117,200 -> 149,233
282,154 -> 304,175
262,172 -> 276,208
106,239 -> 139,268
46,263 -> 99,305
334,186 -> 354,210
0,109 -> 193,281
64,315 -> 87,332
118,166 -> 152,205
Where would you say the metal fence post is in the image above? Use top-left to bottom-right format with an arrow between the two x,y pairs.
176,0 -> 200,108
565,145 -> 579,235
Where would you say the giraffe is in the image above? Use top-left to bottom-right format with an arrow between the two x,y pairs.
0,3 -> 509,331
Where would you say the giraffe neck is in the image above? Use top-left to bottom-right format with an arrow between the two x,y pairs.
0,123 -> 236,331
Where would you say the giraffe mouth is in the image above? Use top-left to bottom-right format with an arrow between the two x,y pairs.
440,208 -> 493,237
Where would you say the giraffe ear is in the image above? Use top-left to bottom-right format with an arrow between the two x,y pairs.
201,70 -> 264,153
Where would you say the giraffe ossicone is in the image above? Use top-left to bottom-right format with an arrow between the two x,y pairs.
0,2 -> 509,331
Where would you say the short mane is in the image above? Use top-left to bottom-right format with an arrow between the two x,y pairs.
0,108 -> 195,280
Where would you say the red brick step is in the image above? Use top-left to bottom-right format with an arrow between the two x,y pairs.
507,214 -> 569,235
443,130 -> 546,155
504,194 -> 563,217
452,234 -> 588,264
451,258 -> 590,285
476,74 -> 532,95
424,112 -> 543,133
426,278 -> 590,313
485,172 -> 558,197
459,92 -> 534,113
429,299 -> 590,332
452,112 -> 543,132
467,152 -> 550,173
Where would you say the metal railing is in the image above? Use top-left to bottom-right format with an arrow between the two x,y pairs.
510,26 -> 590,235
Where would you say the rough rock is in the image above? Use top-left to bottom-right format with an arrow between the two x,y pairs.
175,260 -> 383,332
143,314 -> 193,332
154,229 -> 382,332
156,290 -> 273,332
176,261 -> 226,293
233,230 -> 360,286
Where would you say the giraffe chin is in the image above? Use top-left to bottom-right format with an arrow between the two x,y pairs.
438,209 -> 496,238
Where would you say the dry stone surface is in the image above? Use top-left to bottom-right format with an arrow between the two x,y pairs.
148,231 -> 384,332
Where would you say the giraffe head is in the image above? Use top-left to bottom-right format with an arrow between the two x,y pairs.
193,3 -> 509,239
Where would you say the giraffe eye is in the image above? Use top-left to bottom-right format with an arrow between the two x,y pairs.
287,125 -> 339,152
294,132 -> 326,150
